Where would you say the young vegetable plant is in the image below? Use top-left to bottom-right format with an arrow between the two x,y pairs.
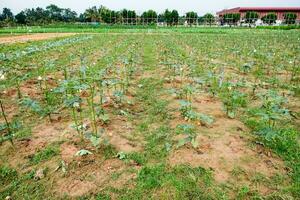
0,98 -> 13,145
86,81 -> 98,135
221,86 -> 247,119
179,100 -> 214,126
37,76 -> 58,122
176,124 -> 198,148
251,90 -> 291,128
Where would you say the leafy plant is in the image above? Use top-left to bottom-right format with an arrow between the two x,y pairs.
176,124 -> 198,148
222,88 -> 247,118
75,149 -> 93,156
251,90 -> 291,127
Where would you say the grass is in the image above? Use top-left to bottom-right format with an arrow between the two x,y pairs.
111,164 -> 222,200
0,165 -> 49,199
30,144 -> 59,164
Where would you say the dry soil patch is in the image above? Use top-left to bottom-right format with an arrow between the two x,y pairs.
0,33 -> 77,44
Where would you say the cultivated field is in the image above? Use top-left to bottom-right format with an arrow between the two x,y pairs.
0,28 -> 299,199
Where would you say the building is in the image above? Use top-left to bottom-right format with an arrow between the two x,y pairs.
217,7 -> 300,23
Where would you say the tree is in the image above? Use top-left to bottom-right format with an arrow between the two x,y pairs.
163,9 -> 179,26
284,13 -> 297,24
120,9 -> 136,24
84,6 -> 99,22
62,8 -> 77,22
99,5 -> 110,23
185,12 -> 198,26
262,13 -> 277,25
141,10 -> 157,24
171,10 -> 179,26
158,14 -> 164,23
46,4 -> 63,22
223,13 -> 240,25
163,9 -> 172,25
15,11 -> 26,24
245,11 -> 259,24
78,13 -> 87,22
202,13 -> 215,26
1,8 -> 14,21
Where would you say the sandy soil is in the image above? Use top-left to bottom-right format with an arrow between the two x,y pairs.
0,33 -> 77,44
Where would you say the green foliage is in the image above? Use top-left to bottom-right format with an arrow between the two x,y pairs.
127,152 -> 147,165
30,145 -> 59,164
163,9 -> 179,26
245,11 -> 259,24
120,164 -> 217,199
202,13 -> 215,25
176,124 -> 198,148
75,149 -> 93,156
249,90 -> 290,127
21,97 -> 44,116
96,192 -> 111,200
145,125 -> 172,160
137,164 -> 166,189
0,165 -> 18,186
256,127 -> 298,156
262,13 -> 277,24
185,12 -> 198,25
223,13 -> 241,24
0,167 -> 47,199
141,10 -> 158,24
284,13 -> 297,24
222,88 -> 247,118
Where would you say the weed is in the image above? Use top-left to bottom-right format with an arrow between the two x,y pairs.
30,145 -> 59,164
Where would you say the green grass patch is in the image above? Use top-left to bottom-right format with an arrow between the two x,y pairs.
30,144 -> 59,164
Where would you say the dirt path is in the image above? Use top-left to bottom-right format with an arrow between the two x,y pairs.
0,33 -> 77,44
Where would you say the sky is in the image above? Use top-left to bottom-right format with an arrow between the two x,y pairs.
1,0 -> 300,15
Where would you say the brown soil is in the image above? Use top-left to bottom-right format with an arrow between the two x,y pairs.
167,90 -> 288,195
105,116 -> 143,153
0,33 -> 77,44
55,158 -> 139,197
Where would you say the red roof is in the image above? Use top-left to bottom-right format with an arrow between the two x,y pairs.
217,7 -> 300,15
239,7 -> 300,11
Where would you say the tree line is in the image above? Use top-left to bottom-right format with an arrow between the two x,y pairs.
0,4 -> 216,26
1,5 -> 297,27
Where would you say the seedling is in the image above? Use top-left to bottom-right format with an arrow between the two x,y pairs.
75,149 -> 93,156
0,98 -> 13,145
176,124 -> 198,148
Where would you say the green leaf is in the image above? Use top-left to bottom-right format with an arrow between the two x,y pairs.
228,111 -> 235,119
75,149 -> 93,156
191,138 -> 199,148
90,135 -> 101,147
117,152 -> 127,160
177,137 -> 191,148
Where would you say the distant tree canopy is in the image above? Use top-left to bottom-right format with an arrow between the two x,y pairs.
284,12 -> 297,24
0,5 -> 78,26
262,13 -> 277,24
141,10 -> 158,24
185,12 -> 198,25
223,13 -> 241,24
245,11 -> 259,24
163,9 -> 179,26
120,9 -> 137,23
84,6 -> 99,22
1,8 -> 14,21
202,13 -> 215,25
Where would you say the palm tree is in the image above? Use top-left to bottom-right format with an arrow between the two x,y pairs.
84,6 -> 99,22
